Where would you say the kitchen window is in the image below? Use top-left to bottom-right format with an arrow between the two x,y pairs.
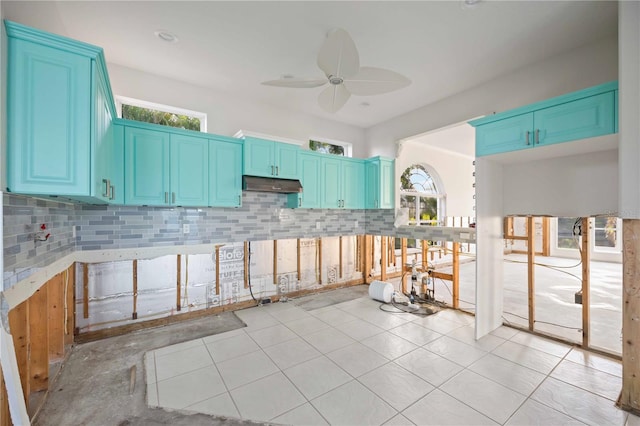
309,138 -> 352,157
116,96 -> 207,132
399,164 -> 445,226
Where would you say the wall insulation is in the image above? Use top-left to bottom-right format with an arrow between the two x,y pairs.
75,237 -> 361,332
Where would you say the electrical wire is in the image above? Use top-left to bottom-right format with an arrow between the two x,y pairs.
503,310 -> 583,331
247,241 -> 258,304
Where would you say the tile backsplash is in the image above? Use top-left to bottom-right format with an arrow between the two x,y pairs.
3,192 -> 367,288
3,192 -> 474,289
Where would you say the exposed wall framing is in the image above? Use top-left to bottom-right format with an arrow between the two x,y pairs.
6,264 -> 75,420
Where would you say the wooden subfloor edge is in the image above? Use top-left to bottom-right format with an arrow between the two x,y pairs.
76,279 -> 366,343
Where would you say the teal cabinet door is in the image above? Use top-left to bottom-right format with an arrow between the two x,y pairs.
170,134 -> 209,206
7,37 -> 91,195
365,160 -> 380,209
475,113 -> 534,157
321,157 -> 342,208
92,61 -> 113,202
535,92 -> 615,147
342,159 -> 365,209
289,151 -> 321,208
210,138 -> 242,207
124,127 -> 170,205
109,123 -> 125,204
243,137 -> 274,177
365,158 -> 395,209
274,143 -> 299,179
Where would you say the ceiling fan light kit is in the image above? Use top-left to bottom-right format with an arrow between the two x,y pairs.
262,28 -> 411,113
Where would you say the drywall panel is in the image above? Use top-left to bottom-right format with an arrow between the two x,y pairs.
475,157 -> 504,338
619,2 -> 640,219
107,64 -> 367,157
397,141 -> 475,218
366,36 -> 617,158
503,149 -> 618,217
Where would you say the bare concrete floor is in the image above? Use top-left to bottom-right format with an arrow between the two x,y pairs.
34,286 -> 370,426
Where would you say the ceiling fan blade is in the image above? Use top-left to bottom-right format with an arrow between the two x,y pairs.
318,84 -> 351,113
343,66 -> 411,96
317,28 -> 360,79
261,78 -> 327,88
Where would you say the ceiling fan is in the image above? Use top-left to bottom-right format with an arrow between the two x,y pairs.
262,29 -> 411,113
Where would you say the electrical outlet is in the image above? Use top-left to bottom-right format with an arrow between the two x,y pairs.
72,226 -> 76,238
183,224 -> 190,234
354,220 -> 358,228
316,222 -> 321,230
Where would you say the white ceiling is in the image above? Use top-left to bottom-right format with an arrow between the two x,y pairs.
3,1 -> 618,129
408,122 -> 476,158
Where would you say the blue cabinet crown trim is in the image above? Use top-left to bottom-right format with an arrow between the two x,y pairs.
114,118 -> 242,145
468,81 -> 618,127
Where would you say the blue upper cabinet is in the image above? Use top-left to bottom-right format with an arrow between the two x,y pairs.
288,151 -> 323,208
5,20 -> 119,203
7,25 -> 92,196
124,126 -> 171,206
470,81 -> 618,157
318,156 -> 365,209
123,122 -> 211,207
365,157 -> 395,209
242,136 -> 300,179
170,134 -> 209,206
210,137 -> 243,207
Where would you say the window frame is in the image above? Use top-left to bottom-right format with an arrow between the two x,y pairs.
115,95 -> 208,132
308,136 -> 352,157
398,163 -> 446,227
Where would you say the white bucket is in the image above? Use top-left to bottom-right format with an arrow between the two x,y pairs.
369,280 -> 394,303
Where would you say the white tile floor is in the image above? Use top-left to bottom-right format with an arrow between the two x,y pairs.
145,296 -> 638,425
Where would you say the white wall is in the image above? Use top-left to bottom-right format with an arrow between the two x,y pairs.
397,141 -> 475,218
365,36 -> 618,158
503,149 -> 618,217
107,63 -> 368,157
619,2 -> 640,219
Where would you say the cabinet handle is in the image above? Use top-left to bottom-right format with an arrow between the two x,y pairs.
165,192 -> 168,203
276,166 -> 279,176
172,192 -> 176,204
535,129 -> 540,144
298,197 -> 302,207
271,165 -> 274,175
102,179 -> 109,198
238,195 -> 241,205
110,185 -> 115,200
525,131 -> 530,146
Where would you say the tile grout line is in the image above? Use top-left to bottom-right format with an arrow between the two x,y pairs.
202,334 -> 243,419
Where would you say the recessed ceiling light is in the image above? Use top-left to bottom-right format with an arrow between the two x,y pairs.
282,74 -> 295,79
461,0 -> 482,9
154,30 -> 178,43
360,102 -> 371,107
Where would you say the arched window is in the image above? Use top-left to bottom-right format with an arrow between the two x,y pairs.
399,164 -> 446,226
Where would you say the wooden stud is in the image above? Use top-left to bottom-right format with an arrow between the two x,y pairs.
132,260 -> 138,320
318,238 -> 323,284
380,236 -> 387,281
392,237 -> 396,267
542,217 -> 551,257
244,242 -> 249,289
422,240 -> 427,269
0,364 -> 10,426
371,236 -> 376,276
28,286 -> 49,393
176,254 -> 182,311
401,238 -> 407,293
296,239 -> 301,281
621,219 -> 640,413
273,240 -> 278,285
363,236 -> 373,284
527,216 -> 535,331
8,301 -> 29,407
129,365 -> 136,395
47,273 -> 65,361
581,218 -> 590,348
453,242 -> 460,309
82,263 -> 89,319
64,265 -> 75,346
339,236 -> 343,279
